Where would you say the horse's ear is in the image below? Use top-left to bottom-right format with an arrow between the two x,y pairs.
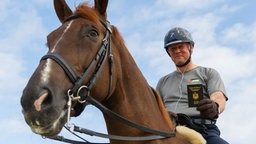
94,0 -> 108,20
54,0 -> 73,23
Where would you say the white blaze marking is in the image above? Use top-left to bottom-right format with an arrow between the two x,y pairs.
51,21 -> 73,52
40,60 -> 52,83
40,21 -> 73,84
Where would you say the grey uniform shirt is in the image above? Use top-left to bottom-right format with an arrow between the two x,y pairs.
156,66 -> 227,116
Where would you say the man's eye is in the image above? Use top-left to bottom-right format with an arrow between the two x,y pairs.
170,47 -> 177,52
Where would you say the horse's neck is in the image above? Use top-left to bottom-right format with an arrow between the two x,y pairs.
103,50 -> 173,142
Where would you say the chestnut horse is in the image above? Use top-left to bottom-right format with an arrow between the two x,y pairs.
21,0 -> 205,144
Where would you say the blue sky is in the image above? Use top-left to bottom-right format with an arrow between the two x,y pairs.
1,0 -> 256,143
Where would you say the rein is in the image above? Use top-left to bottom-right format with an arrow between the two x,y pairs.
42,16 -> 176,143
48,94 -> 176,144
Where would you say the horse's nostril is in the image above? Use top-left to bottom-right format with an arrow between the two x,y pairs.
41,89 -> 53,105
34,91 -> 49,111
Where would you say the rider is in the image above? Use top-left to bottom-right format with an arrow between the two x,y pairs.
156,27 -> 229,144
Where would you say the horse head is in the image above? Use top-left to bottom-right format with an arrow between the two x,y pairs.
21,0 -> 114,137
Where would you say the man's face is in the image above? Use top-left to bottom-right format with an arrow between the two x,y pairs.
167,42 -> 192,66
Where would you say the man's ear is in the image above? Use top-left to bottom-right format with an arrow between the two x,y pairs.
165,48 -> 171,57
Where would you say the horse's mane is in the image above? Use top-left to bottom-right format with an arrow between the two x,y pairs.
74,2 -> 101,26
110,26 -> 127,51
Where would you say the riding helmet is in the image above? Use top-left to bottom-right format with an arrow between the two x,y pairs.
164,27 -> 194,49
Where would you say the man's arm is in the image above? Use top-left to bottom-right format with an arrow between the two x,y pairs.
210,91 -> 227,114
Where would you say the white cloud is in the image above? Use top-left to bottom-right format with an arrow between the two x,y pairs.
221,22 -> 256,48
0,53 -> 26,97
0,118 -> 28,134
194,46 -> 255,85
156,0 -> 223,11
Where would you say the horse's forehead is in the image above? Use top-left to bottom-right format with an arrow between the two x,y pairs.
48,20 -> 74,53
47,17 -> 103,50
48,4 -> 103,43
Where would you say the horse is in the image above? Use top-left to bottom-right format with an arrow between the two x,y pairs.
21,0 -> 205,144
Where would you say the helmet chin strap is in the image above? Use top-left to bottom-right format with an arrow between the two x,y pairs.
176,55 -> 191,67
175,46 -> 193,67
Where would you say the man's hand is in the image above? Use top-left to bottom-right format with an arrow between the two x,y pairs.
197,99 -> 219,119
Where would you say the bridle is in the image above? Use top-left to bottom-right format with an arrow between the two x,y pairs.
42,15 -> 114,104
41,15 -> 176,144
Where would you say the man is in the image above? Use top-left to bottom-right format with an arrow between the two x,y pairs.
156,27 -> 228,144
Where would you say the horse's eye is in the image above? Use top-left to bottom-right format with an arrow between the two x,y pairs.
89,30 -> 99,37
